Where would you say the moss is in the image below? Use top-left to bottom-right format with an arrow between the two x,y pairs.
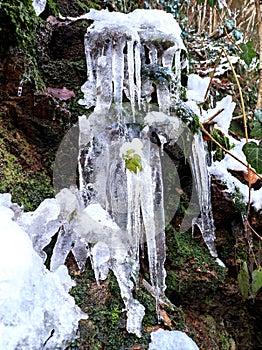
165,227 -> 226,298
142,63 -> 173,86
1,0 -> 45,90
46,0 -> 60,16
170,101 -> 200,134
0,139 -> 54,211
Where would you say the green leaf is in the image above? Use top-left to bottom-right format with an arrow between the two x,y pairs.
254,109 -> 262,123
240,41 -> 257,66
250,120 -> 262,139
124,153 -> 143,174
242,141 -> 262,174
251,269 -> 262,296
237,262 -> 250,299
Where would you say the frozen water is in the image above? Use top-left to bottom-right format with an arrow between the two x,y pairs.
32,0 -> 46,16
0,195 -> 86,350
149,329 -> 199,350
78,9 -> 186,112
190,133 -> 217,257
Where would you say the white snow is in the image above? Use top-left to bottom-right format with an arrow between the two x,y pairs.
187,74 -> 210,103
0,194 -> 87,350
32,0 -> 46,16
149,329 -> 199,350
204,95 -> 236,135
185,71 -> 262,211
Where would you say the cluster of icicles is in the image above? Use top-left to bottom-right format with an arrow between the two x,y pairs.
50,9 -> 219,337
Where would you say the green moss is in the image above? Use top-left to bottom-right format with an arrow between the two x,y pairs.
165,227 -> 226,297
231,187 -> 246,215
170,101 -> 200,134
46,0 -> 60,16
1,0 -> 45,90
70,266 -> 153,349
0,139 -> 54,211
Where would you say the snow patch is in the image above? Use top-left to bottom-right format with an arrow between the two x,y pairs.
0,195 -> 87,350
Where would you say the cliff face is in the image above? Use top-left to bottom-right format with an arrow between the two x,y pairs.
0,2 -> 261,349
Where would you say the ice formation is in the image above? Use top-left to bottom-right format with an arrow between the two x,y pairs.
149,329 -> 199,350
78,9 -> 186,112
32,0 -> 46,16
0,194 -> 86,350
68,8 -> 220,336
0,8 -> 223,344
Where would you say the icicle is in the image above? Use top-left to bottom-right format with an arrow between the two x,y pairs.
162,46 -> 176,70
78,43 -> 97,108
147,44 -> 158,64
96,52 -> 112,110
140,138 -> 166,317
189,133 -> 217,257
112,37 -> 126,114
135,41 -> 142,109
127,40 -> 136,117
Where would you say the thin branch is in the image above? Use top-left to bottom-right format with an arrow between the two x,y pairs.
247,221 -> 262,241
222,48 -> 249,143
203,108 -> 224,124
200,124 -> 262,180
203,49 -> 223,102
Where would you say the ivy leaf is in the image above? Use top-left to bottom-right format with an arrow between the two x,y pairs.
250,120 -> 262,139
237,262 -> 250,299
254,109 -> 262,123
242,142 -> 262,174
251,269 -> 262,297
240,41 -> 257,66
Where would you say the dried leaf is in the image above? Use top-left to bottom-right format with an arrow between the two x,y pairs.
47,87 -> 76,101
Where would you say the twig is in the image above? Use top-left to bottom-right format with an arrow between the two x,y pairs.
200,124 -> 262,180
203,108 -> 224,124
232,112 -> 252,120
142,279 -> 177,311
233,76 -> 258,102
221,48 -> 253,228
203,49 -> 223,102
222,48 -> 249,143
247,221 -> 262,241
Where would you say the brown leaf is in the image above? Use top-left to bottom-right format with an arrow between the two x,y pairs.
159,309 -> 172,328
47,87 -> 75,101
243,170 -> 260,185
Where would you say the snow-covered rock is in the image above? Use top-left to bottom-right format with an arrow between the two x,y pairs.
149,329 -> 199,350
0,195 -> 87,350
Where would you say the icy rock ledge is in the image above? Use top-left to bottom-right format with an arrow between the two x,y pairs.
149,329 -> 199,350
0,194 -> 87,350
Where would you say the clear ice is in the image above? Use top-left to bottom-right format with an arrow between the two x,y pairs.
0,8 -> 219,345
73,8 -> 218,336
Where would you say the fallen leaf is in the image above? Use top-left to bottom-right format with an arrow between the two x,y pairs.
159,309 -> 172,327
146,325 -> 163,333
47,87 -> 75,100
243,170 -> 260,185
